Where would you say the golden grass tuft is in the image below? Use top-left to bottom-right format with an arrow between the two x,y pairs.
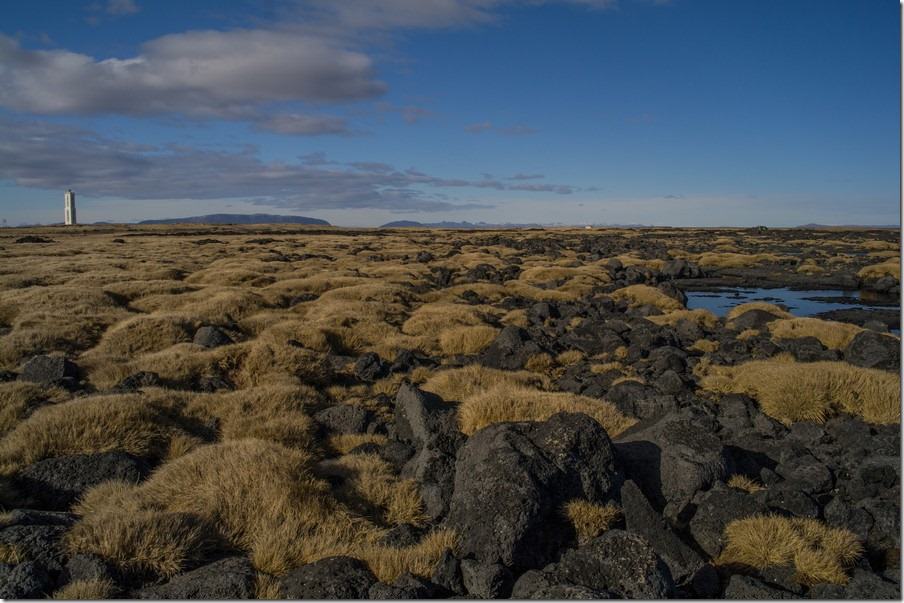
646,308 -> 718,329
727,474 -> 765,493
858,259 -> 900,281
736,328 -> 760,341
316,453 -> 426,527
438,325 -> 499,355
458,384 -> 636,436
611,285 -> 683,312
694,252 -> 787,269
700,359 -> 900,425
556,350 -> 585,365
563,500 -> 621,544
689,339 -> 720,353
68,439 -> 450,581
255,573 -> 283,599
524,353 -> 554,373
767,317 -> 863,350
52,579 -> 118,600
0,382 -> 68,434
0,542 -> 25,564
0,390 -> 194,473
87,314 -> 195,357
420,365 -> 549,402
717,515 -> 862,585
725,301 -> 791,322
402,303 -> 499,336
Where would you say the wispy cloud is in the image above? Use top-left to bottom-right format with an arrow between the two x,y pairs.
0,118 -> 587,212
105,0 -> 140,15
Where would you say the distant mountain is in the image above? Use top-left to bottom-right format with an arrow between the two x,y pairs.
380,220 -> 545,229
139,213 -> 330,225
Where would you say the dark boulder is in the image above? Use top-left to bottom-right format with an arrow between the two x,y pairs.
0,524 -> 68,571
393,384 -> 458,447
459,559 -> 512,598
774,454 -> 833,495
844,330 -> 900,371
19,355 -> 78,388
354,352 -> 388,382
688,486 -> 769,558
730,309 -> 782,330
479,326 -> 543,370
369,572 -> 441,599
17,452 -> 147,510
723,574 -> 796,599
616,410 -> 730,524
314,405 -> 370,435
542,530 -> 674,598
621,480 -> 704,582
280,556 -> 376,599
446,412 -> 621,569
62,553 -> 117,585
778,336 -> 839,362
192,326 -> 233,348
136,557 -> 255,599
389,350 -> 436,374
0,561 -> 52,599
430,549 -> 464,596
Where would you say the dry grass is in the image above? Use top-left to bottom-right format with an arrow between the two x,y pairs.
768,317 -> 864,350
86,314 -> 196,357
611,285 -> 683,312
68,440 -> 450,581
727,474 -> 765,493
327,433 -> 388,455
53,579 -> 117,599
0,542 -> 24,563
563,500 -> 621,544
858,259 -> 900,281
524,353 -> 554,373
694,252 -> 787,269
458,384 -> 636,436
725,301 -> 792,322
717,515 -> 862,585
419,365 -> 550,402
0,390 -> 194,473
255,573 -> 283,599
646,308 -> 718,329
689,339 -> 720,353
0,382 -> 68,434
402,303 -> 499,336
556,350 -> 585,365
316,453 -> 426,527
438,325 -> 499,355
736,328 -> 760,341
701,359 -> 900,424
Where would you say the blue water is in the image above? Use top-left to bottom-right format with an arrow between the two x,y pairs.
685,287 -> 899,318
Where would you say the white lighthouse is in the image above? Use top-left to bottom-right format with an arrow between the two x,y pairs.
64,190 -> 76,225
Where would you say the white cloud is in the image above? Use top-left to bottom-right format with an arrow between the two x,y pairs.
0,30 -> 384,117
106,0 -> 140,15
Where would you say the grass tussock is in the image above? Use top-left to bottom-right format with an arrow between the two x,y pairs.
727,474 -> 765,493
0,542 -> 25,563
717,515 -> 863,585
52,579 -> 118,600
646,308 -> 718,329
768,317 -> 864,350
689,339 -> 720,353
693,252 -> 787,269
701,359 -> 900,425
87,314 -> 196,357
563,500 -> 621,544
419,365 -> 550,402
858,260 -> 900,281
69,440 -> 451,581
316,453 -> 426,527
327,434 -> 388,455
438,325 -> 499,355
0,390 -> 194,473
0,382 -> 68,435
611,285 -> 683,312
725,301 -> 792,322
402,303 -> 499,336
458,385 -> 636,436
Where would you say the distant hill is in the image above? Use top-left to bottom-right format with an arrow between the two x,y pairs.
139,213 -> 330,225
380,220 -> 545,229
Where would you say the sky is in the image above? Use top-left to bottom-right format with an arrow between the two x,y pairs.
0,0 -> 899,227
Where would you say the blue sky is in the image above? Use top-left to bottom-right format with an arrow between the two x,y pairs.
0,0 -> 899,226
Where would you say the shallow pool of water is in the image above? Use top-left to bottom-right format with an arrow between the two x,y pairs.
685,287 -> 899,318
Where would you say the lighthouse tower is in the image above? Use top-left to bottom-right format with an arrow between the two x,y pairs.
64,190 -> 76,225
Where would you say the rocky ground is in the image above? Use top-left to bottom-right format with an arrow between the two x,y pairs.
0,225 -> 899,599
